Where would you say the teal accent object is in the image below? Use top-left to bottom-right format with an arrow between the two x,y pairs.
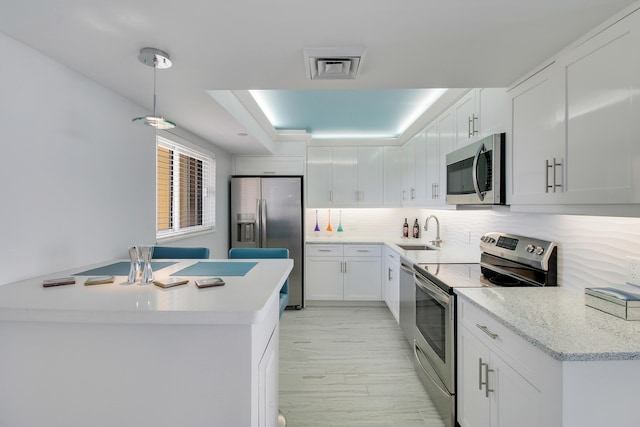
171,261 -> 257,277
337,210 -> 343,232
74,262 -> 176,276
152,246 -> 210,259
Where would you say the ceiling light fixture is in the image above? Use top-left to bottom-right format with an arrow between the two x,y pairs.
132,47 -> 175,130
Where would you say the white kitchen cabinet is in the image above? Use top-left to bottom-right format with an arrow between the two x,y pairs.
559,10 -> 640,204
307,147 -> 383,207
511,8 -> 640,208
457,299 -> 559,427
306,244 -> 382,302
453,88 -> 509,150
383,146 -> 403,206
509,62 -> 566,205
402,132 -> 427,205
306,147 -> 333,206
258,324 -> 279,427
453,90 -> 479,148
383,246 -> 400,322
233,155 -> 304,176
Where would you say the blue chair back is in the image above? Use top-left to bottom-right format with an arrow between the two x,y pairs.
152,246 -> 210,259
228,248 -> 289,317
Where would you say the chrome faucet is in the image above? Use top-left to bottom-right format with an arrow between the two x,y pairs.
424,215 -> 443,247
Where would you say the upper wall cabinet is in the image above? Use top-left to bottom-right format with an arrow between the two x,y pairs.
453,88 -> 509,149
233,155 -> 304,176
383,146 -> 404,206
307,146 -> 383,207
511,8 -> 640,207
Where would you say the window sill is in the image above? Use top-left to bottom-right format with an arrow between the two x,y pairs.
156,227 -> 216,244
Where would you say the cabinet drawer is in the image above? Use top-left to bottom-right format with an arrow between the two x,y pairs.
459,299 -> 551,389
344,245 -> 381,257
306,244 -> 343,256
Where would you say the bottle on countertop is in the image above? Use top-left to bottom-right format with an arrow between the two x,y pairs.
412,219 -> 420,238
403,218 -> 409,238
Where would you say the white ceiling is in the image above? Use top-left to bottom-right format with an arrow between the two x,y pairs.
1,0 -> 636,154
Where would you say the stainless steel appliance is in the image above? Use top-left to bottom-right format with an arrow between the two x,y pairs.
445,133 -> 505,205
230,176 -> 304,308
412,232 -> 557,427
399,259 -> 416,345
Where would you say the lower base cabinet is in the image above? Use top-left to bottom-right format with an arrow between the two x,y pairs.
306,244 -> 382,302
457,298 -> 559,427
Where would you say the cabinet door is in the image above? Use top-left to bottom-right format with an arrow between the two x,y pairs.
425,121 -> 440,204
493,355 -> 542,427
258,325 -> 279,427
383,248 -> 400,322
306,257 -> 343,300
454,90 -> 478,148
234,156 -> 304,176
343,257 -> 382,301
561,11 -> 640,204
510,63 -> 565,204
436,108 -> 455,205
477,88 -> 509,137
357,147 -> 384,206
332,147 -> 358,205
383,146 -> 403,206
403,135 -> 418,205
306,147 -> 333,206
458,325 -> 491,427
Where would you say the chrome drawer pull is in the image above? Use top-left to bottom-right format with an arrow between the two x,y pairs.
476,324 -> 498,340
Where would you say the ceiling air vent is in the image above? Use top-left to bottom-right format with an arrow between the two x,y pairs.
303,47 -> 367,80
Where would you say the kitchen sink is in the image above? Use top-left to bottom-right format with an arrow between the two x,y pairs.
396,244 -> 435,251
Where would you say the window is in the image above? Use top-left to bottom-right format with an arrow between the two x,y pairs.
156,135 -> 215,240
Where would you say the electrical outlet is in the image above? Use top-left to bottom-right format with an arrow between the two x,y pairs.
626,256 -> 640,285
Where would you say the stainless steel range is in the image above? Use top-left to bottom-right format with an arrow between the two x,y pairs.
411,232 -> 558,427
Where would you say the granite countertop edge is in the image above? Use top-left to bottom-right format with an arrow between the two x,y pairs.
456,289 -> 640,362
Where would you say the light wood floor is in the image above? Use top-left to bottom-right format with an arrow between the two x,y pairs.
279,305 -> 445,427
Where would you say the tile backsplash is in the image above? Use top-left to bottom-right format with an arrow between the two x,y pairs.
305,208 -> 640,292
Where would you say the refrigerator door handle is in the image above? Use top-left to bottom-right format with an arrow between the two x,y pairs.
260,199 -> 268,247
255,198 -> 262,247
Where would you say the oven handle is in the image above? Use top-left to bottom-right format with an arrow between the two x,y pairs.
415,273 -> 450,306
414,339 -> 451,398
400,262 -> 414,275
472,142 -> 486,201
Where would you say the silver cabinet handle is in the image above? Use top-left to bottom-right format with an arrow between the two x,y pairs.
411,188 -> 416,200
468,116 -> 473,138
472,114 -> 479,136
546,158 -> 563,193
329,190 -> 333,202
476,324 -> 498,339
388,267 -> 393,281
402,190 -> 407,200
479,358 -> 494,398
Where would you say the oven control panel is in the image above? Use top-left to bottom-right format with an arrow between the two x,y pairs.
480,232 -> 557,270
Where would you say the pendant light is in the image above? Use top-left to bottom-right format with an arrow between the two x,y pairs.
132,47 -> 176,130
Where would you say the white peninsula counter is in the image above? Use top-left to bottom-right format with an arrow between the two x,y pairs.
0,258 -> 293,427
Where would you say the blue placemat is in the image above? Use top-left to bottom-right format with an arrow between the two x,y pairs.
74,262 -> 177,276
171,261 -> 257,277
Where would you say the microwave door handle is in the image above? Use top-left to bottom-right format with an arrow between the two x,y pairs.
472,143 -> 485,201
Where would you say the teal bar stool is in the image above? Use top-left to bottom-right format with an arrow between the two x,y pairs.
152,246 -> 210,259
228,248 -> 289,317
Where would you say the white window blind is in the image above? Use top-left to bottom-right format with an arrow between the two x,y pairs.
156,135 -> 215,239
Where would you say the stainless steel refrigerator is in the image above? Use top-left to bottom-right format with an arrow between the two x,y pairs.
230,176 -> 304,308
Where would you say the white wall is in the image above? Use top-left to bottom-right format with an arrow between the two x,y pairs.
305,208 -> 640,292
0,33 -> 231,285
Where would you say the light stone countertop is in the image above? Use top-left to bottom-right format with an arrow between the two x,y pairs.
305,235 -> 481,264
456,287 -> 640,361
0,259 -> 293,325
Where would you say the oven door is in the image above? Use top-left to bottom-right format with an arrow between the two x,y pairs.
414,271 -> 455,427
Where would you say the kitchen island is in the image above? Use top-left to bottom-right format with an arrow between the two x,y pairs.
0,258 -> 293,427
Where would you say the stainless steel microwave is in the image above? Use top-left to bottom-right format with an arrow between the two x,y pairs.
445,133 -> 505,205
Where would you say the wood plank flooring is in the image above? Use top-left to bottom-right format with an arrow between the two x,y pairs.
279,306 -> 445,427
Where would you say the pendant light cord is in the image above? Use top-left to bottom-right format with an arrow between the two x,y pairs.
152,57 -> 158,117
